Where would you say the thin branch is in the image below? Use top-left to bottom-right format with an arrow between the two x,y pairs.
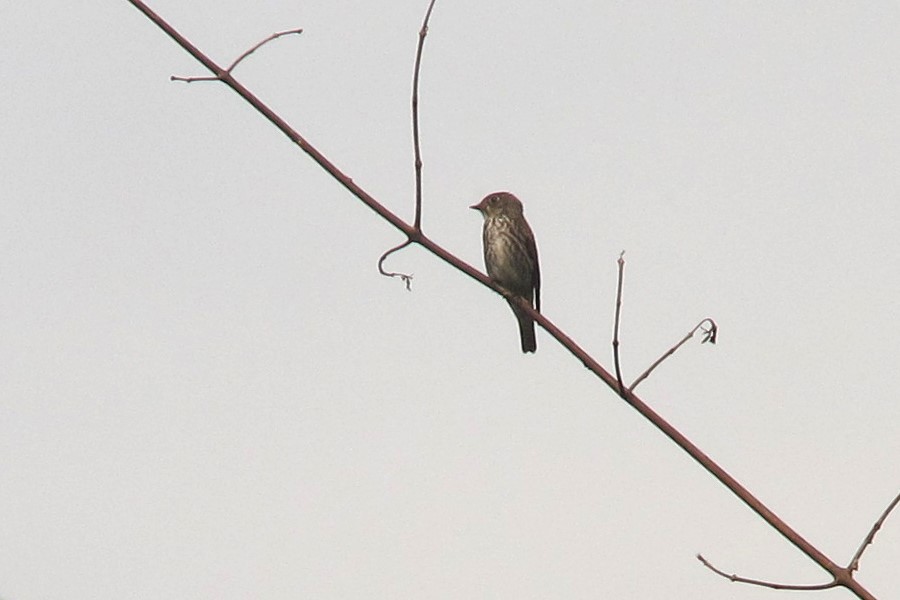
373,0 -> 436,288
171,28 -> 302,82
629,318 -> 717,392
849,490 -> 900,573
226,28 -> 303,72
411,0 -> 437,231
378,241 -> 415,291
696,554 -> 839,591
125,4 -> 879,599
612,251 -> 626,395
170,74 -> 219,83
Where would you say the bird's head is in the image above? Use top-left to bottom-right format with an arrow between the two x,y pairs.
470,191 -> 523,218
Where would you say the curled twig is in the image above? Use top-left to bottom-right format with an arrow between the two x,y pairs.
629,318 -> 717,392
377,0 -> 436,287
612,251 -> 626,395
849,490 -> 900,573
696,554 -> 839,591
171,28 -> 303,82
378,241 -> 415,291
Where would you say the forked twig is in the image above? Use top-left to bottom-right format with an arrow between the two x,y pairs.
849,490 -> 900,573
373,0 -> 437,287
171,28 -> 303,82
611,251 -> 626,394
629,318 -> 717,392
696,554 -> 839,592
697,490 -> 900,592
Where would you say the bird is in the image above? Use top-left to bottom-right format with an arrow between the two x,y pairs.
470,191 -> 541,353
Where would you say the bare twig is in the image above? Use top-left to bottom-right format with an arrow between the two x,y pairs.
125,3 -> 881,598
612,251 -> 626,395
849,490 -> 900,573
226,28 -> 303,72
378,241 -> 415,291
371,0 -> 437,288
171,28 -> 303,82
411,0 -> 437,230
169,74 -> 219,83
696,554 -> 839,591
629,318 -> 717,392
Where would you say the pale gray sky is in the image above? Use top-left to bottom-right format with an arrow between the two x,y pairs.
2,2 -> 898,599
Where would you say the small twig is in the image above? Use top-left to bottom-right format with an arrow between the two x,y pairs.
226,28 -> 303,72
171,28 -> 303,82
696,554 -> 838,591
629,318 -> 717,392
411,0 -> 437,230
612,251 -> 626,395
849,489 -> 900,573
169,74 -> 220,83
377,0 -> 436,287
378,241 -> 415,291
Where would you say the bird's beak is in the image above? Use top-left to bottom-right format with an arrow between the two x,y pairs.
469,202 -> 482,212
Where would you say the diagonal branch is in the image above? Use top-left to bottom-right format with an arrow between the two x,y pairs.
124,3 -> 880,599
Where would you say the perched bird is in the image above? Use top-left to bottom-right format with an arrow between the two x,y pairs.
470,191 -> 541,353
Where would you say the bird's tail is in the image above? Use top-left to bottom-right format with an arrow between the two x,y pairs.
511,303 -> 537,353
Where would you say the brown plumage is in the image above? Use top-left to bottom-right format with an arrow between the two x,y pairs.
470,191 -> 541,353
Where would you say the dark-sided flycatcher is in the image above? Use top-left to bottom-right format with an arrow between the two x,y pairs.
470,192 -> 541,353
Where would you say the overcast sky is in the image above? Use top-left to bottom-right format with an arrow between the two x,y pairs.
2,2 -> 899,599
